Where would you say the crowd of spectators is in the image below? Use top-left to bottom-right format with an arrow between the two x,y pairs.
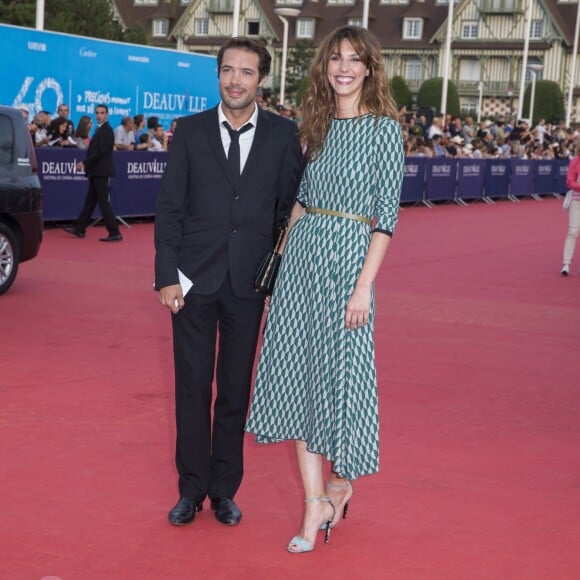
398,108 -> 580,160
24,105 -> 175,153
20,101 -> 580,159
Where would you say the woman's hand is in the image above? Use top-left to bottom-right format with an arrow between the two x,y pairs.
344,285 -> 371,330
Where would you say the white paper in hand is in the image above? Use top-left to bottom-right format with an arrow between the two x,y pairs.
177,269 -> 193,297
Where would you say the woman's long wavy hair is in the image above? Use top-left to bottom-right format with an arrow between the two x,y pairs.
300,26 -> 398,160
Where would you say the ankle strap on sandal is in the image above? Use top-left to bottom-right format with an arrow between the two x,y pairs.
304,496 -> 331,503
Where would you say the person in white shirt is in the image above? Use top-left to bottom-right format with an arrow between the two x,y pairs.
114,117 -> 135,151
150,124 -> 167,151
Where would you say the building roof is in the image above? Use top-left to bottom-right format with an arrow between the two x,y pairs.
176,0 -> 450,50
113,0 -> 190,45
264,0 -> 450,49
114,0 -> 580,53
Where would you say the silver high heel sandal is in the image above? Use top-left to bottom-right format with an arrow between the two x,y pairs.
287,497 -> 335,554
321,479 -> 354,529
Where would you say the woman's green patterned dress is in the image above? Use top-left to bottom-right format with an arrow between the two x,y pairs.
245,114 -> 403,480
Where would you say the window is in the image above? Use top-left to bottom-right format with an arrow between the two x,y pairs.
134,0 -> 158,5
0,115 -> 13,165
275,0 -> 302,4
459,58 -> 480,81
327,0 -> 355,4
180,0 -> 192,4
152,19 -> 169,37
403,18 -> 423,40
525,59 -> 543,81
380,0 -> 409,4
480,0 -> 519,13
247,21 -> 260,36
207,0 -> 233,12
348,18 -> 363,27
530,19 -> 544,39
462,21 -> 479,39
195,18 -> 209,36
296,18 -> 315,39
404,58 -> 421,81
461,97 -> 478,113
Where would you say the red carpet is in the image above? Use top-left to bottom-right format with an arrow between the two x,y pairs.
1,198 -> 579,579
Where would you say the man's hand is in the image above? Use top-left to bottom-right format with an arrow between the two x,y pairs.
159,284 -> 184,314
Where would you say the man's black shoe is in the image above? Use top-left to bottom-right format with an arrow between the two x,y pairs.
210,497 -> 242,526
168,496 -> 203,526
63,226 -> 85,239
99,233 -> 123,242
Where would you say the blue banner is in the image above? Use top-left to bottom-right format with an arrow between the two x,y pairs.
510,159 -> 533,198
0,24 -> 219,130
401,158 -> 425,203
110,152 -> 165,216
37,148 -> 88,220
553,160 -> 569,194
456,160 -> 485,201
37,151 -> 571,221
37,148 -> 166,220
425,158 -> 457,202
484,160 -> 510,199
533,160 -> 556,194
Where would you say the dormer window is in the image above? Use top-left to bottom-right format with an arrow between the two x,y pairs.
296,18 -> 315,39
530,19 -> 544,38
153,18 -> 169,37
461,21 -> 479,39
403,18 -> 423,40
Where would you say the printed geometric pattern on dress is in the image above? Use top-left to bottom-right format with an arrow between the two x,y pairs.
245,114 -> 403,480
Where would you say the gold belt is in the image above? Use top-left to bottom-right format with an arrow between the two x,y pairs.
306,207 -> 372,225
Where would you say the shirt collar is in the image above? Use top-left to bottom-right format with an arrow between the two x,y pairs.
218,102 -> 258,130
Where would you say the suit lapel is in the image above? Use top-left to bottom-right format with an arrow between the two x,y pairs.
204,106 -> 231,182
240,108 -> 270,186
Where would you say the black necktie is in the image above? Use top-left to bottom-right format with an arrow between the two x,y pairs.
223,121 -> 252,180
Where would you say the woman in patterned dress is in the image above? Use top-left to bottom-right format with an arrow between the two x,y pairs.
245,26 -> 404,553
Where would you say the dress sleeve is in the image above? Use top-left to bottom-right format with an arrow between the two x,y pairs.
373,118 -> 404,236
296,167 -> 309,208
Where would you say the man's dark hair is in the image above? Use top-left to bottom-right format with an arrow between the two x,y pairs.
96,104 -> 108,113
147,115 -> 159,129
217,37 -> 271,81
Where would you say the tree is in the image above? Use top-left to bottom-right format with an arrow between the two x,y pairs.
46,0 -> 124,41
416,77 -> 460,116
390,76 -> 413,110
0,0 -> 35,27
0,0 -> 144,44
522,80 -> 565,125
285,40 -> 316,104
123,23 -> 149,46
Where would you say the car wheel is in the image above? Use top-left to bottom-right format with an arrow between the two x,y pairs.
0,222 -> 20,295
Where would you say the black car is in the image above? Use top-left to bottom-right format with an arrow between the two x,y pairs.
0,105 -> 43,294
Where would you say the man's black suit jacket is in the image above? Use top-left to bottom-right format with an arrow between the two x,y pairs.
86,122 -> 115,178
154,106 -> 303,299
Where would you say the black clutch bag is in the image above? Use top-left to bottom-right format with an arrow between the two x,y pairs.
254,228 -> 286,295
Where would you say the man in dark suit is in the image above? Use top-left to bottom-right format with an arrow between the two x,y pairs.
155,37 -> 302,527
64,104 -> 122,242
